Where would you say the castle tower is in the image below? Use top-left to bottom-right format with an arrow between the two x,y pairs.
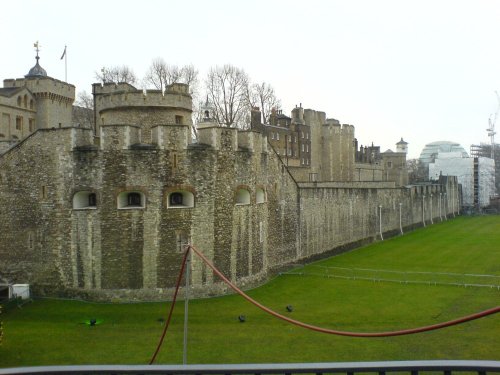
0,42 -> 75,151
94,82 -> 193,144
197,95 -> 218,129
396,138 -> 408,154
22,42 -> 75,129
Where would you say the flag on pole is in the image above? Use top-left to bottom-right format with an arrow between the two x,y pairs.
60,46 -> 66,60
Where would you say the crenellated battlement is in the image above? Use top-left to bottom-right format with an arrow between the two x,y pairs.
93,82 -> 191,112
94,82 -> 193,143
197,126 -> 268,153
4,77 -> 75,102
321,121 -> 355,135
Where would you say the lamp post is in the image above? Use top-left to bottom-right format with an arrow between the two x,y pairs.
439,192 -> 442,221
183,248 -> 191,365
379,205 -> 383,240
399,202 -> 403,235
422,195 -> 426,227
444,192 -> 448,220
430,193 -> 433,224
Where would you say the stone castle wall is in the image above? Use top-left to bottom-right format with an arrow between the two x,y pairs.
0,126 -> 300,300
298,180 -> 458,262
0,124 -> 460,301
94,83 -> 192,143
305,109 -> 356,182
3,77 -> 75,130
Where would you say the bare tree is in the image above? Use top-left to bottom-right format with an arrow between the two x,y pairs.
95,65 -> 137,85
407,158 -> 428,183
247,82 -> 281,124
144,59 -> 199,92
143,58 -> 168,91
75,90 -> 93,109
205,64 -> 249,128
181,64 -> 199,89
73,91 -> 94,129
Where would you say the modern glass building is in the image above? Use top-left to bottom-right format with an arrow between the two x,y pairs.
419,141 -> 468,165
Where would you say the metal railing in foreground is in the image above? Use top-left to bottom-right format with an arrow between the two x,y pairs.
1,360 -> 499,375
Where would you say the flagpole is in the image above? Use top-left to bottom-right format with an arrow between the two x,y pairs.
65,45 -> 67,82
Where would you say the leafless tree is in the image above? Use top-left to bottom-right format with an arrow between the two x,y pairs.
247,82 -> 281,124
407,158 -> 428,183
143,58 -> 169,91
75,90 -> 93,109
73,91 -> 94,130
205,64 -> 249,128
95,65 -> 137,85
144,58 -> 199,92
144,58 -> 201,137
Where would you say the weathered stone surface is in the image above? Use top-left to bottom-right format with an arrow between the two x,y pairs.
0,81 -> 461,301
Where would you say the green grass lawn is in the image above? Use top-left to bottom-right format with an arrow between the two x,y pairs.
1,216 -> 499,367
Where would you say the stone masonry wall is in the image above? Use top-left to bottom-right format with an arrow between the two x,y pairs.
298,179 -> 460,262
0,126 -> 460,301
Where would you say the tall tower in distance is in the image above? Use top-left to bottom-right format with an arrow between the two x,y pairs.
396,138 -> 408,154
2,41 -> 75,130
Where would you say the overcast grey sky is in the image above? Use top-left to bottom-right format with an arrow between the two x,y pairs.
3,0 -> 500,158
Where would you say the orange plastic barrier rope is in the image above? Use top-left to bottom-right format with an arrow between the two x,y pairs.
190,245 -> 500,337
150,245 -> 499,363
149,247 -> 190,364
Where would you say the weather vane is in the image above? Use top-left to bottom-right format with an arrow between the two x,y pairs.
33,41 -> 41,61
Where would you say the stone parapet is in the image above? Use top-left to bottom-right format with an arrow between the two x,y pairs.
100,124 -> 141,150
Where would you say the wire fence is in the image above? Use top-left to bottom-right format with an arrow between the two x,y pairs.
281,265 -> 500,289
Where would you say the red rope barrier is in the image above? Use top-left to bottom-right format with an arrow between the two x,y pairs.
190,245 -> 500,338
149,244 -> 499,362
149,246 -> 190,364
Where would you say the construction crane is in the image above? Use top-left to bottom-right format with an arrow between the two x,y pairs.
487,91 -> 499,159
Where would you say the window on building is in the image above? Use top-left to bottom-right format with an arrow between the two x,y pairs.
88,193 -> 97,207
41,185 -> 48,199
30,99 -> 34,110
277,133 -> 280,140
73,191 -> 97,209
288,148 -> 292,156
28,232 -> 35,250
306,133 -> 309,139
170,192 -> 183,206
306,144 -> 309,152
235,188 -> 251,205
15,116 -> 23,131
167,190 -> 194,208
387,161 -> 393,168
29,118 -> 35,132
17,96 -> 21,107
301,131 -> 304,139
302,144 -> 304,152
128,193 -> 141,206
23,95 -> 28,108
175,115 -> 183,125
117,191 -> 145,209
271,132 -> 275,140
256,188 -> 266,204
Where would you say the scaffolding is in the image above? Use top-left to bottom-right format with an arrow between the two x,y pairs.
470,143 -> 499,196
429,154 -> 495,209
